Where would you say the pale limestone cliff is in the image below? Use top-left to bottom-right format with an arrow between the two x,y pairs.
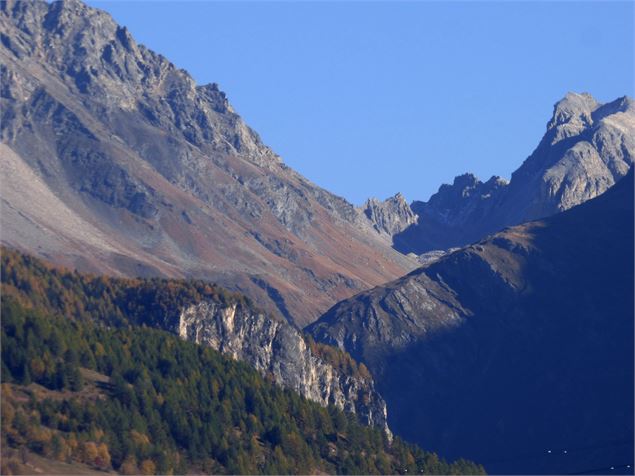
178,301 -> 391,435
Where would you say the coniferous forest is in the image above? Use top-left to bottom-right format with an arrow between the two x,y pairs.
0,248 -> 485,475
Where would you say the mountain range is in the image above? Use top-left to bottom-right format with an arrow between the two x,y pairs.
364,92 -> 634,254
309,170 -> 634,473
2,0 -> 633,328
0,0 -> 415,328
1,0 -> 633,475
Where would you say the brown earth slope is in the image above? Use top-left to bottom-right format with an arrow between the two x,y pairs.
0,0 -> 416,327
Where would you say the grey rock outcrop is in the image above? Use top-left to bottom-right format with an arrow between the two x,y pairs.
416,248 -> 459,266
393,92 -> 634,254
502,93 -> 634,220
178,300 -> 390,434
361,193 -> 418,238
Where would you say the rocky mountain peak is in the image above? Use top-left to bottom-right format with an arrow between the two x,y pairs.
1,0 -> 416,326
421,172 -> 506,213
391,92 -> 633,254
546,92 -> 600,145
549,92 -> 598,126
508,92 -> 634,214
2,0 -> 280,167
451,172 -> 480,189
362,192 -> 418,237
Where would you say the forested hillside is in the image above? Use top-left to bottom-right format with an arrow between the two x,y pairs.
0,248 -> 484,475
0,248 -> 372,383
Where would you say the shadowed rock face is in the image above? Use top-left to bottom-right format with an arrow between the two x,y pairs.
178,301 -> 391,434
0,0 -> 416,327
308,171 -> 634,474
393,93 -> 634,254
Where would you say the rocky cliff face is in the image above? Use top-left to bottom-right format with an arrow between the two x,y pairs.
0,0 -> 416,327
393,93 -> 634,254
309,172 -> 634,473
178,300 -> 390,434
361,193 -> 418,238
502,93 -> 634,217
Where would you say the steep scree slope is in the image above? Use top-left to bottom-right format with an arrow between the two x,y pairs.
0,0 -> 416,327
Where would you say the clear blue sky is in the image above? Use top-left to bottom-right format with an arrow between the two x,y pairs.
90,1 -> 634,205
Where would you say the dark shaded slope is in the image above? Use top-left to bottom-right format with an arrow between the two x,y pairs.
309,170 -> 634,474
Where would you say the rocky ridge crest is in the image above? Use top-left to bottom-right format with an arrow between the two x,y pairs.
387,92 -> 634,254
361,193 -> 418,238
